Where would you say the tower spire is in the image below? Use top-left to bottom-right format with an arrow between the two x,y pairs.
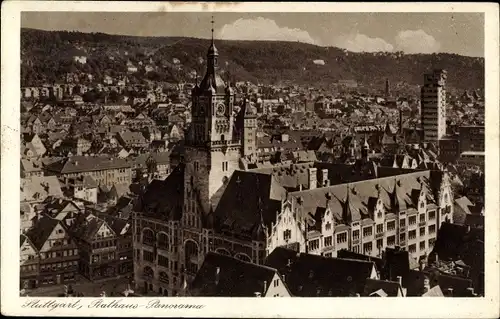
211,15 -> 215,43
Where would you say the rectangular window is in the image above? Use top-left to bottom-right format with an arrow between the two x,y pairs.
409,216 -> 417,225
428,210 -> 436,220
400,219 -> 406,227
353,245 -> 360,253
409,230 -> 416,240
352,229 -> 360,240
158,255 -> 169,267
308,239 -> 320,251
428,225 -> 436,234
363,226 -> 373,237
376,224 -> 384,234
419,214 -> 426,223
336,232 -> 347,244
324,236 -> 332,247
143,250 -> 154,262
376,238 -> 383,249
409,244 -> 417,253
363,242 -> 373,254
387,235 -> 395,246
420,241 -> 426,251
400,233 -> 406,243
387,221 -> 396,231
419,227 -> 425,237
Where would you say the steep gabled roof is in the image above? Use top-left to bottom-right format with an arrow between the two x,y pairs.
25,216 -> 61,251
190,252 -> 279,297
136,163 -> 185,221
214,170 -> 286,240
265,247 -> 376,297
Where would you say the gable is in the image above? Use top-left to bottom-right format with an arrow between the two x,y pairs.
20,239 -> 37,255
40,222 -> 67,252
94,222 -> 115,240
265,273 -> 291,297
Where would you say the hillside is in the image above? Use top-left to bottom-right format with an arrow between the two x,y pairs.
21,28 -> 484,90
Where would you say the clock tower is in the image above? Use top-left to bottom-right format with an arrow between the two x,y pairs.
183,18 -> 241,229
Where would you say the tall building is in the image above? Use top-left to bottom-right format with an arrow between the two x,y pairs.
133,24 -> 259,297
421,69 -> 447,143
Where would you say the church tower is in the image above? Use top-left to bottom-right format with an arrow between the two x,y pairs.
183,18 -> 241,229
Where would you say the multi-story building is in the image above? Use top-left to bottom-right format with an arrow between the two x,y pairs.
421,69 -> 447,143
133,33 -> 258,296
101,214 -> 133,277
20,234 -> 40,290
268,169 -> 453,261
25,216 -> 79,287
459,125 -> 485,153
45,155 -> 133,188
69,213 -> 119,281
132,33 -> 454,297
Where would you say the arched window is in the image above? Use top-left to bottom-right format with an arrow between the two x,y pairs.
215,248 -> 231,256
234,253 -> 252,263
142,228 -> 155,246
159,271 -> 169,284
185,240 -> 199,274
158,232 -> 169,250
143,266 -> 154,279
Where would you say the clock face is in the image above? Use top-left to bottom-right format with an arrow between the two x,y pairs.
216,103 -> 226,116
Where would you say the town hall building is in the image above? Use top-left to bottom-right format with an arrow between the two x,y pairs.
132,33 -> 454,297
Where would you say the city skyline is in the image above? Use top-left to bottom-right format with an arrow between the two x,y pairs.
22,12 -> 484,57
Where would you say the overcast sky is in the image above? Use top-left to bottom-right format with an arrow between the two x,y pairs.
22,12 -> 484,57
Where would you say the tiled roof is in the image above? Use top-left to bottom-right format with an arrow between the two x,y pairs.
21,176 -> 64,202
337,249 -> 384,273
190,252 -> 279,297
70,213 -> 112,242
46,155 -> 131,174
25,216 -> 61,250
21,158 -> 43,173
265,247 -> 376,297
214,170 -> 286,240
363,278 -> 403,297
289,170 -> 437,224
137,164 -> 184,221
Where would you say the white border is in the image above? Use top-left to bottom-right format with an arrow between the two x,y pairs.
2,2 -> 499,318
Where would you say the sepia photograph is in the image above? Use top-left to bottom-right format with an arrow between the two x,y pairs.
2,2 -> 499,318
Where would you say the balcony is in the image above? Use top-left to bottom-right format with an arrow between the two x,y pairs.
375,233 -> 384,239
399,226 -> 406,232
352,239 -> 360,246
419,221 -> 426,227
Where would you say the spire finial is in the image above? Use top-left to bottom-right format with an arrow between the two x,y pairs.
211,15 -> 215,42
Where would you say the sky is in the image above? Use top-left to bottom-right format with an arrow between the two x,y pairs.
21,12 -> 484,57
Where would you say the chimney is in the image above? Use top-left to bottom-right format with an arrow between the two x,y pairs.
446,288 -> 453,297
308,167 -> 317,190
319,168 -> 329,187
397,276 -> 402,286
215,267 -> 220,285
423,277 -> 430,294
263,281 -> 267,295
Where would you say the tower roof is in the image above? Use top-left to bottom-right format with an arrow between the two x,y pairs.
197,16 -> 228,95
